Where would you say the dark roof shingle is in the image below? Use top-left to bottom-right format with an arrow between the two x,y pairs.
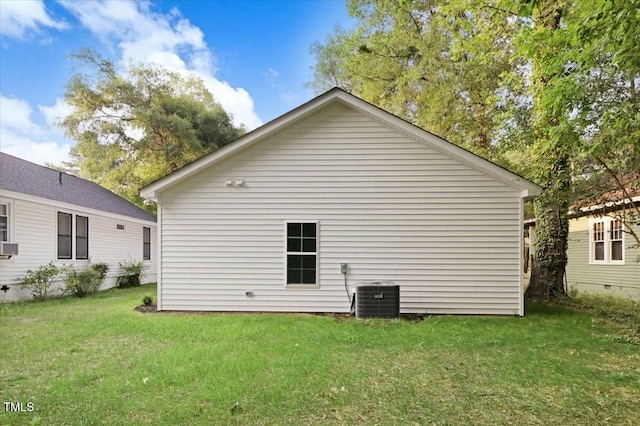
0,152 -> 156,222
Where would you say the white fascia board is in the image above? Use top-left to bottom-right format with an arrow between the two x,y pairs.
0,189 -> 157,226
577,195 -> 640,214
526,195 -> 640,226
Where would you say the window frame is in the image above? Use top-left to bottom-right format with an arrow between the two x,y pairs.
592,221 -> 605,261
143,227 -> 151,260
609,219 -> 624,261
76,215 -> 89,260
589,217 -> 625,265
284,220 -> 319,287
0,202 -> 10,242
57,212 -> 73,260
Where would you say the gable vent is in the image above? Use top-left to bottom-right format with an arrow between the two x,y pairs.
356,282 -> 400,319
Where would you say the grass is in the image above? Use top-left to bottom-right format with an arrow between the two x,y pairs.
1,285 -> 639,425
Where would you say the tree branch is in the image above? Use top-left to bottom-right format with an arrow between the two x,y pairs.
479,2 -> 521,18
593,155 -> 640,245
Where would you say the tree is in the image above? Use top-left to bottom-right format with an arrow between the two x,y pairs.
309,0 -> 529,163
569,0 -> 640,247
60,50 -> 245,210
520,0 -> 640,298
519,0 -> 574,300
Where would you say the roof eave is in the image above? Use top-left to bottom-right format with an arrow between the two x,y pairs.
576,195 -> 640,214
521,186 -> 543,201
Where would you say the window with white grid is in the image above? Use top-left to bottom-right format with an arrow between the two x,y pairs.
592,221 -> 605,261
590,218 -> 624,264
610,220 -> 623,261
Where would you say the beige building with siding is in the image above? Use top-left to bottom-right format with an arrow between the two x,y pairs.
566,209 -> 639,299
525,197 -> 640,300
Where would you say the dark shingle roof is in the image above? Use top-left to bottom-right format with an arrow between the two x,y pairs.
0,152 -> 156,222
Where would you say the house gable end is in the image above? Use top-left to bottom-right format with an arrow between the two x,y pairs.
163,101 -> 520,200
141,88 -> 540,200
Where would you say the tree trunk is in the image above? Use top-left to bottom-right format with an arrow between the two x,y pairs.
524,1 -> 570,302
525,155 -> 571,300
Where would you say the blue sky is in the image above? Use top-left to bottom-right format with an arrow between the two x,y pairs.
0,0 -> 354,165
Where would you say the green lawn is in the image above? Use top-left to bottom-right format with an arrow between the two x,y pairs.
1,285 -> 638,425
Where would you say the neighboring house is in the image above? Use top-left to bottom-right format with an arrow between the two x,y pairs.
141,88 -> 541,315
525,194 -> 640,300
0,152 -> 157,302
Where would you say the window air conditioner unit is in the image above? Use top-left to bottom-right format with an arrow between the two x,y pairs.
356,282 -> 400,319
0,242 -> 19,257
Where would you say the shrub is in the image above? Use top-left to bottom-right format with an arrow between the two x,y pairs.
117,260 -> 148,288
91,262 -> 109,280
65,266 -> 104,298
117,275 -> 140,288
17,262 -> 65,301
120,260 -> 147,276
142,295 -> 153,306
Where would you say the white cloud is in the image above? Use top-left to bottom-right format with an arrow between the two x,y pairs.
0,95 -> 73,166
0,0 -> 67,39
39,98 -> 73,131
59,0 -> 262,130
0,96 -> 43,136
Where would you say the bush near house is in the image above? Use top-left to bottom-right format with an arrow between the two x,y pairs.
91,262 -> 110,281
17,262 -> 111,300
16,262 -> 65,300
117,260 -> 148,288
65,263 -> 109,298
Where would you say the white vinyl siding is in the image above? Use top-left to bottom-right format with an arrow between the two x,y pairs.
0,194 -> 157,302
158,103 -> 524,315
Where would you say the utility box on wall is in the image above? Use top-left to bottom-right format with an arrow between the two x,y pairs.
355,283 -> 400,319
0,243 -> 18,257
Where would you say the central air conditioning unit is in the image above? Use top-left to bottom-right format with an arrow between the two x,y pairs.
0,242 -> 18,257
355,282 -> 400,319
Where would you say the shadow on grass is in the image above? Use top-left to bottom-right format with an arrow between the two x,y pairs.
525,295 -> 640,339
524,301 -> 577,317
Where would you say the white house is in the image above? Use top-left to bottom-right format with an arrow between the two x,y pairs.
0,152 -> 157,302
141,88 -> 541,315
